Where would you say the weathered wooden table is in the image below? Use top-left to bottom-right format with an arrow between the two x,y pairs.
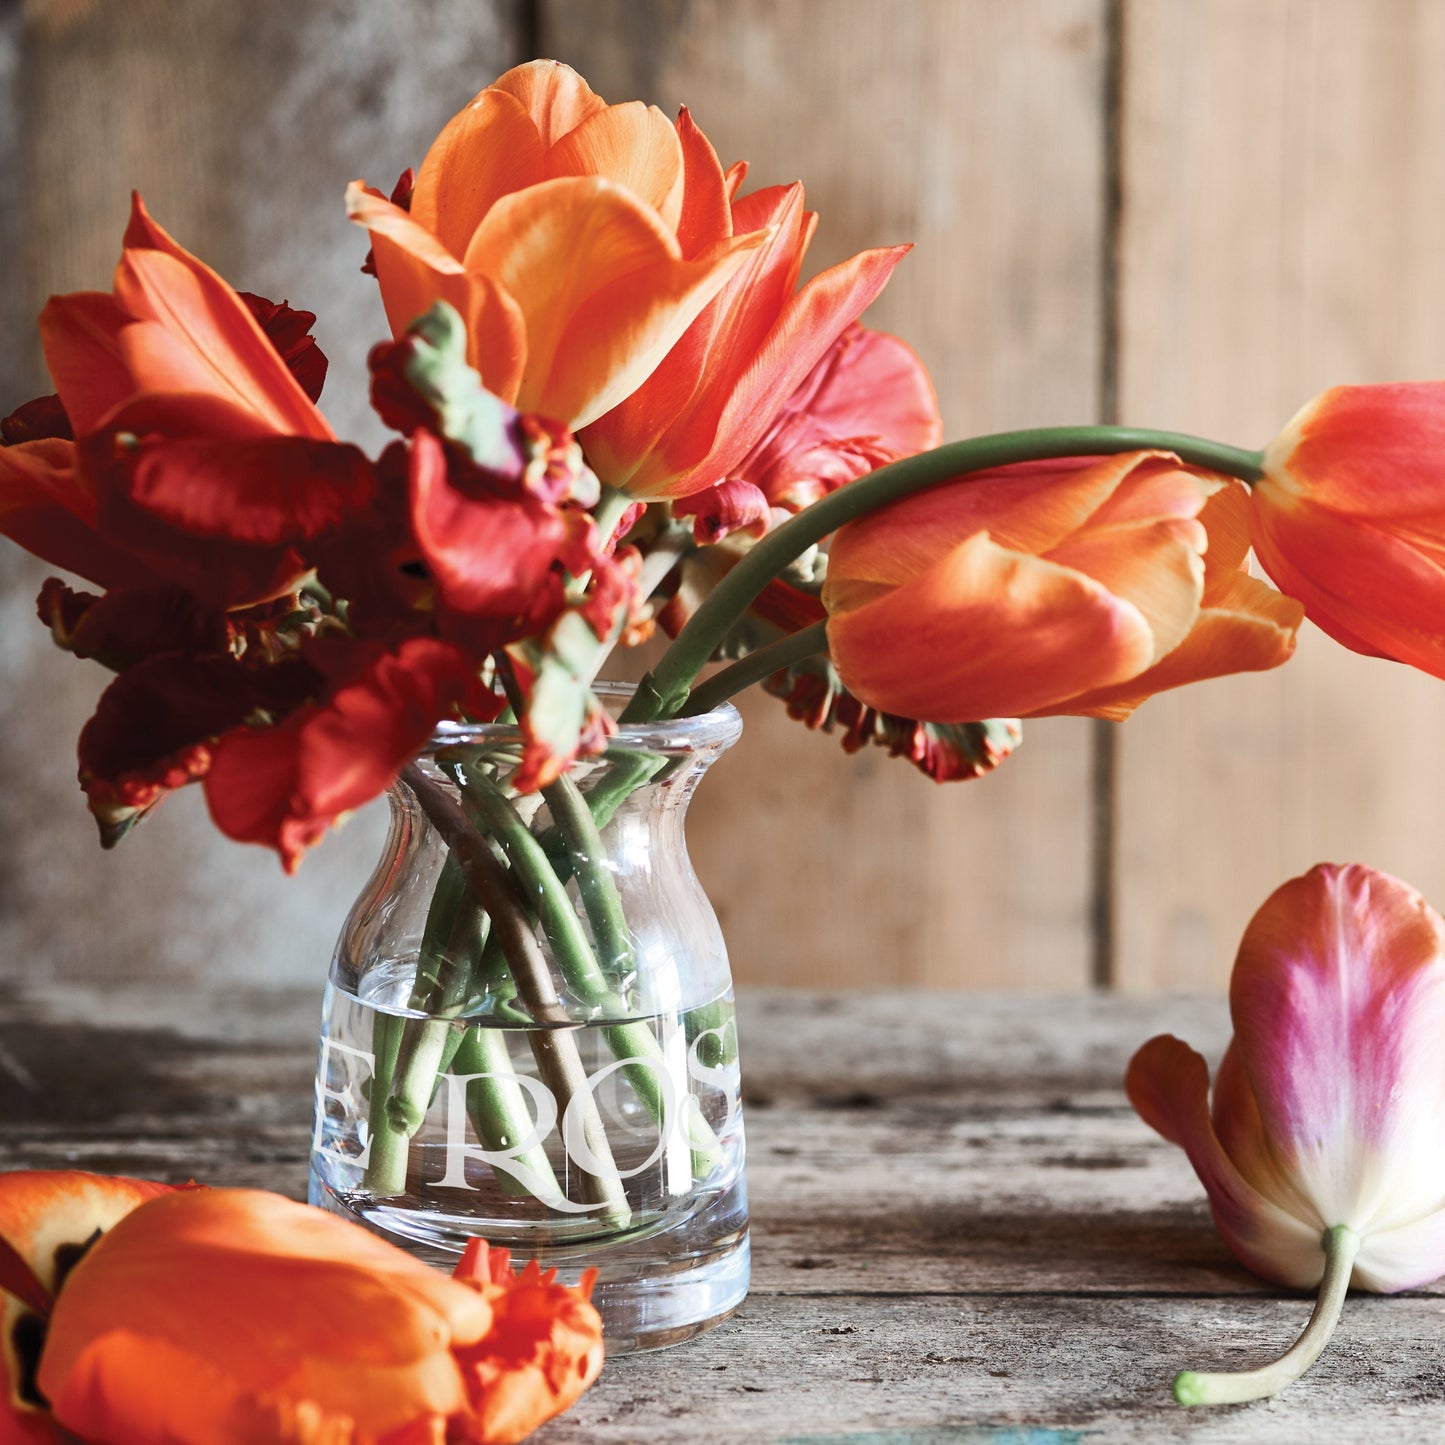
3,983 -> 1441,1442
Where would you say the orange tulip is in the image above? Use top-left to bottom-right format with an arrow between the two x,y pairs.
348,61 -> 765,428
0,1170 -> 171,1445
823,452 -> 1302,723
26,1186 -> 601,1445
1252,383 -> 1445,677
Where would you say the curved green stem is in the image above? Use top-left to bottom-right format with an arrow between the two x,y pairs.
474,766 -> 725,1174
622,425 -> 1266,724
399,764 -> 632,1227
680,619 -> 830,717
1174,1225 -> 1361,1407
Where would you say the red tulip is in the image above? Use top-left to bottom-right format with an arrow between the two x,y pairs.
0,195 -> 369,610
1252,383 -> 1445,676
823,452 -> 1301,723
348,61 -> 765,428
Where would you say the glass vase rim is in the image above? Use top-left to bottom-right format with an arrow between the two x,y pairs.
423,681 -> 743,755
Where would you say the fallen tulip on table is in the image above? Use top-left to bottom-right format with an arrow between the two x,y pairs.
0,1173 -> 602,1444
1128,863 -> 1445,1406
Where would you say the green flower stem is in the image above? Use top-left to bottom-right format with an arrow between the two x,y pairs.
680,619 -> 830,717
384,888 -> 488,1137
460,768 -> 616,1006
1174,1225 -> 1361,1407
622,425 -> 1267,724
452,1025 -> 565,1204
542,769 -> 723,1175
360,1011 -> 407,1196
363,858 -> 483,1195
400,763 -> 632,1227
464,766 -> 724,1175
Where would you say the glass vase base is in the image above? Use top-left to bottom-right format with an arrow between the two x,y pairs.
308,1169 -> 750,1353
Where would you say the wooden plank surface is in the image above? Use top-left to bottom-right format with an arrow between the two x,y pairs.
541,0 -> 1112,990
1111,0 -> 1445,990
5,982 -> 1443,1441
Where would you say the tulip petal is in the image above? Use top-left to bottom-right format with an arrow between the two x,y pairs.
465,176 -> 765,427
38,1189 -> 492,1442
1056,570 -> 1302,720
204,637 -> 486,871
657,241 -> 912,498
1044,512 -> 1205,666
0,438 -> 157,591
410,87 -> 547,258
489,60 -> 609,149
1266,382 -> 1445,520
545,101 -> 685,236
1229,864 -> 1445,1237
826,452 -> 1178,596
0,1171 -> 170,1444
737,326 -> 942,512
826,530 -> 1157,721
116,198 -> 332,441
674,106 -> 733,259
581,183 -> 813,490
1252,486 -> 1445,673
347,183 -> 529,404
36,293 -> 139,435
1126,1035 -> 1322,1286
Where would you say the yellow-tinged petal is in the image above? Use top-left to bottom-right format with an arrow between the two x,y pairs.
827,530 -> 1157,722
1043,514 -> 1206,664
410,88 -> 547,259
826,452 -> 1178,598
464,176 -> 768,426
347,181 -> 528,403
1058,571 -> 1303,720
545,101 -> 685,237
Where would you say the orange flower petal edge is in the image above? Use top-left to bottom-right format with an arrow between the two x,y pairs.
0,1170 -> 173,1444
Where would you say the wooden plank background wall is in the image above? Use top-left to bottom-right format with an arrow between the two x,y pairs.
1,0 -> 1442,995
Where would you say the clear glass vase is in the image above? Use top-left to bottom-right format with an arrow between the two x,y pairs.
309,687 -> 748,1352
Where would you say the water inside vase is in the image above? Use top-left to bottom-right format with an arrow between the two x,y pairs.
309,959 -> 750,1351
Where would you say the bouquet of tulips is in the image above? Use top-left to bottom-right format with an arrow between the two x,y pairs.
7,56 -> 1445,1422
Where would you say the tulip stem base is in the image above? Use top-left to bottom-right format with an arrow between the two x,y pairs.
1173,1224 -> 1361,1407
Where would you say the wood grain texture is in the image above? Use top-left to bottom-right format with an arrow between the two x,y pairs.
1111,0 -> 1445,990
541,0 -> 1112,990
4,982 -> 1440,1441
0,0 -> 522,984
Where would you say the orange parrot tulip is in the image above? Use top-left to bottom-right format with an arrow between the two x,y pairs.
822,452 -> 1302,723
348,60 -> 766,428
24,1186 -> 602,1445
1251,383 -> 1445,678
0,1170 -> 172,1444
